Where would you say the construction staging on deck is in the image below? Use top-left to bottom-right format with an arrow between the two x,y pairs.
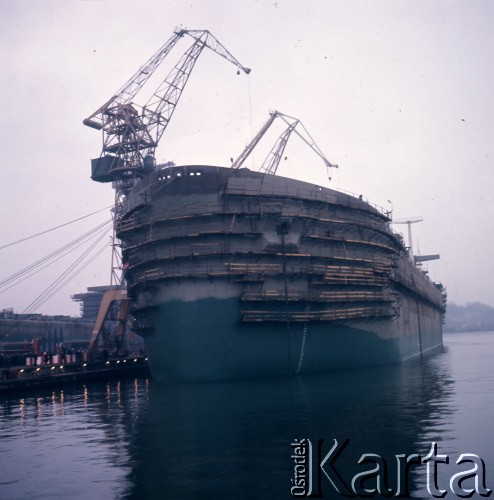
120,165 -> 444,331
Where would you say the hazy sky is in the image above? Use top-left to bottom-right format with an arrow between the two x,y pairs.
1,0 -> 493,316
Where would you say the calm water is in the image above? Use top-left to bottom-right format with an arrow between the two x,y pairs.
1,331 -> 493,499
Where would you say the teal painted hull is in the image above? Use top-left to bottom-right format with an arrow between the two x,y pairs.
142,297 -> 442,382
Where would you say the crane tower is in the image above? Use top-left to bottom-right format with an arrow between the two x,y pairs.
82,29 -> 250,350
393,216 -> 423,258
84,28 -> 250,200
84,28 -> 250,284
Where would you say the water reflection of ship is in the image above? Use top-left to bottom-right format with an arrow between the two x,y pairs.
122,357 -> 454,499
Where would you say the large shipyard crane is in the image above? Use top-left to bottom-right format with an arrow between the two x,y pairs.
231,111 -> 338,178
393,216 -> 440,265
83,28 -> 250,352
84,28 -> 250,194
393,216 -> 423,259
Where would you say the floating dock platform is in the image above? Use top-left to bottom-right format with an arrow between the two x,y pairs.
0,354 -> 150,394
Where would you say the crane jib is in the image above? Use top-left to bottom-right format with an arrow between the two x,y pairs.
84,28 -> 250,187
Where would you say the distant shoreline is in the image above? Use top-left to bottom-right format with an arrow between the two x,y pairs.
443,328 -> 494,334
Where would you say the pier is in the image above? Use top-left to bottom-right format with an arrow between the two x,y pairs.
0,353 -> 149,393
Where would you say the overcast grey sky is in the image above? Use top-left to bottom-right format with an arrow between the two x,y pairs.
1,0 -> 493,316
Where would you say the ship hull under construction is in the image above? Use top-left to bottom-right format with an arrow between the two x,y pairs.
117,165 -> 445,382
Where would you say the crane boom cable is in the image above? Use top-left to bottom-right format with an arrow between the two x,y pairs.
20,229 -> 112,315
0,219 -> 111,290
0,219 -> 112,292
0,223 -> 112,295
0,237 -> 111,338
0,206 -> 113,251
